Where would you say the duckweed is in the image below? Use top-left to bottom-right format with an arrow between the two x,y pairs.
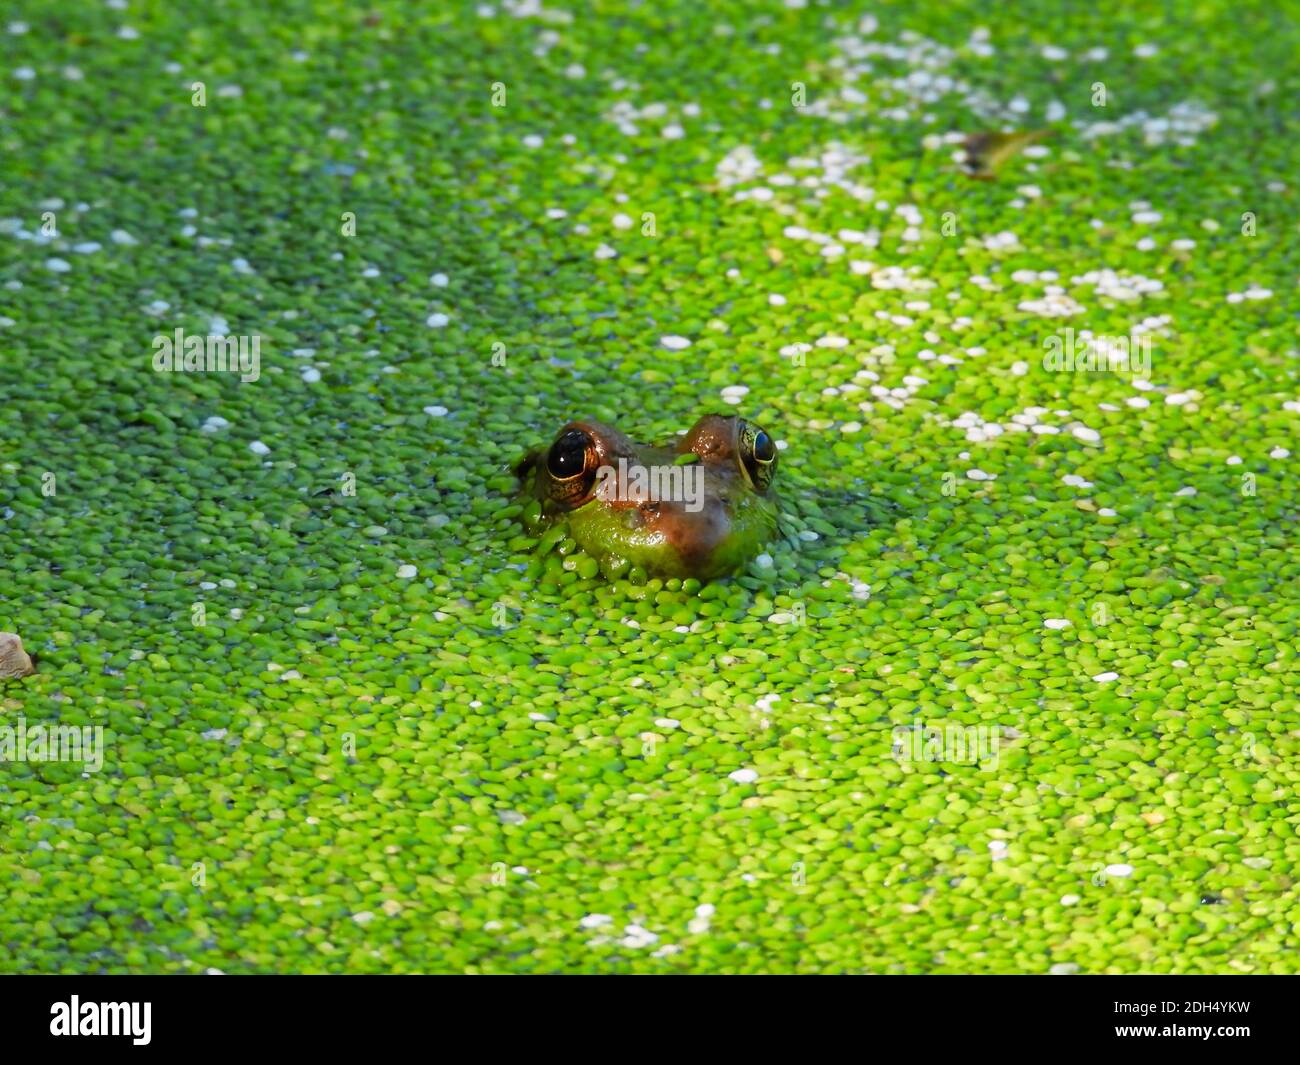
0,2 -> 1298,975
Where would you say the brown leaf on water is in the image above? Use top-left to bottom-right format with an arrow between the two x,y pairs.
0,632 -> 35,679
958,129 -> 1051,180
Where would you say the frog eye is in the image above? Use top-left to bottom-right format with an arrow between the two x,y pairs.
545,428 -> 598,506
737,419 -> 777,492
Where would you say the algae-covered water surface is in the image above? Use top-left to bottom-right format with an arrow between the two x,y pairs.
1,1 -> 1298,975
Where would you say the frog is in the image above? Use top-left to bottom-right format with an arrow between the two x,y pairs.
514,414 -> 780,580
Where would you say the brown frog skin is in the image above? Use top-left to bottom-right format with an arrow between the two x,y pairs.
516,414 -> 780,580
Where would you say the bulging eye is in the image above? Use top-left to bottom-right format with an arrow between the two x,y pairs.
547,429 -> 590,479
545,427 -> 597,506
738,419 -> 777,492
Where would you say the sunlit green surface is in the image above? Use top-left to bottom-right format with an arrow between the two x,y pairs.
1,1 -> 1297,973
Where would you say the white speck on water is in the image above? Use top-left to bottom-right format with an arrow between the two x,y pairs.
660,335 -> 691,350
231,257 -> 253,274
687,903 -> 714,934
1071,426 -> 1101,443
1270,447 -> 1290,459
522,134 -> 543,148
1104,863 -> 1135,877
424,405 -> 449,417
655,717 -> 680,729
249,440 -> 271,456
1061,894 -> 1081,906
612,212 -> 633,230
45,258 -> 71,272
396,564 -> 417,579
1044,618 -> 1071,630
13,67 -> 36,80
579,914 -> 613,930
110,229 -> 139,246
1098,507 -> 1117,517
966,468 -> 995,481
1133,43 -> 1158,58
754,553 -> 773,569
426,312 -> 449,328
1092,672 -> 1119,683
594,243 -> 617,260
117,26 -> 140,40
1049,963 -> 1080,975
1174,486 -> 1197,497
497,810 -> 527,825
352,912 -> 375,925
728,768 -> 759,784
430,272 -> 449,287
620,924 -> 659,949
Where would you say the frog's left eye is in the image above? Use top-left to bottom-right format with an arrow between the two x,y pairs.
737,419 -> 777,493
545,428 -> 598,506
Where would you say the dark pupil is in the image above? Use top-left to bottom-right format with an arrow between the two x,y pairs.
547,430 -> 589,478
753,431 -> 774,462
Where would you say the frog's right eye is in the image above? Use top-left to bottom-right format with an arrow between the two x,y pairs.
545,428 -> 598,506
547,429 -> 591,478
